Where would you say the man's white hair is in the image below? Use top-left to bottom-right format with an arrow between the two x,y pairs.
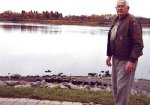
117,0 -> 129,7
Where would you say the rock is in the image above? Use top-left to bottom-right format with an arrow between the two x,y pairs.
0,81 -> 7,87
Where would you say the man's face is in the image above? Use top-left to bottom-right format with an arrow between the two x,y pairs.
116,3 -> 129,17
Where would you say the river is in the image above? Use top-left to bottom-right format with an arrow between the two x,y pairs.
0,22 -> 150,80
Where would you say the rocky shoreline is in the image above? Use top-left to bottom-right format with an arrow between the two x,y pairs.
0,75 -> 111,90
132,79 -> 150,97
0,75 -> 150,98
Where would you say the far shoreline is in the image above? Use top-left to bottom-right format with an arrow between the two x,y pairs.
0,19 -> 111,27
0,19 -> 150,28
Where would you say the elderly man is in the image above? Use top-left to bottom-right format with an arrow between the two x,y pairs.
106,0 -> 144,105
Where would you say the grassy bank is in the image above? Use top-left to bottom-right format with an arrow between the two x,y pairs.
0,87 -> 150,105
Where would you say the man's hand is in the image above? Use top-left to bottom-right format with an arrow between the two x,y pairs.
125,61 -> 136,73
106,56 -> 112,67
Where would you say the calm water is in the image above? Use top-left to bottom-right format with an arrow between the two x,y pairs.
0,22 -> 150,80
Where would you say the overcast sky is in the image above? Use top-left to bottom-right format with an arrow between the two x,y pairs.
0,0 -> 149,18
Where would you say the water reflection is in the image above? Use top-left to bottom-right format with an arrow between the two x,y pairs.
1,22 -> 150,36
1,24 -> 44,31
142,28 -> 150,35
0,22 -> 61,34
0,22 -> 109,35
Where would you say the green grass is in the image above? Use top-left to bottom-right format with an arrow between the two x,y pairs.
0,87 -> 150,105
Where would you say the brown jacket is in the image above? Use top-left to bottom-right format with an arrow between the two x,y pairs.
107,13 -> 144,62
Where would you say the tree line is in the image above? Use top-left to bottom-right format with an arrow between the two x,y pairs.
0,10 -> 150,26
0,10 -> 63,20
